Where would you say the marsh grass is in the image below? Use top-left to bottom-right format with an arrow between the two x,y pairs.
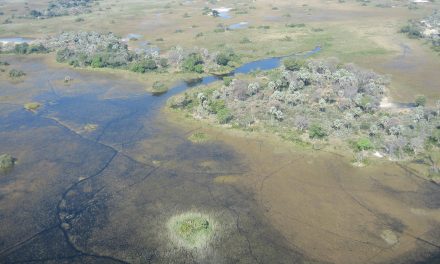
188,132 -> 210,143
167,212 -> 215,249
24,102 -> 41,112
83,123 -> 98,132
0,154 -> 15,173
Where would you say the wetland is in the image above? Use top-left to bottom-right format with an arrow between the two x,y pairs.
0,0 -> 439,263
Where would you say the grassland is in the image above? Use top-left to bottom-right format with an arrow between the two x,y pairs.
1,0 -> 439,102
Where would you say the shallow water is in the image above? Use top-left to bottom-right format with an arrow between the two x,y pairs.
0,37 -> 34,44
228,22 -> 248,30
0,49 -> 439,263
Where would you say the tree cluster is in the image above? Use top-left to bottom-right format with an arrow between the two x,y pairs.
29,0 -> 95,18
401,11 -> 440,52
171,58 -> 440,161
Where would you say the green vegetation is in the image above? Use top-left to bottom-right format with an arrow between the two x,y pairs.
0,154 -> 15,173
24,102 -> 41,112
168,212 -> 214,249
182,53 -> 204,73
400,11 -> 440,53
400,24 -> 423,39
415,95 -> 427,107
130,59 -> 157,73
29,0 -> 95,18
215,50 -> 238,66
151,81 -> 167,94
355,138 -> 374,151
188,132 -> 209,143
169,58 -> 440,160
283,57 -> 306,71
9,69 -> 26,78
309,124 -> 327,139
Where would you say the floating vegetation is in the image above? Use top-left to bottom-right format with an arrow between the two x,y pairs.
188,132 -> 209,143
0,154 -> 16,173
214,175 -> 239,184
9,69 -> 26,78
83,123 -> 98,132
381,229 -> 399,245
24,102 -> 41,112
168,212 -> 215,249
151,81 -> 168,95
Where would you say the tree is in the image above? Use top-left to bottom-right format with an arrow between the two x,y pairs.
415,95 -> 427,107
215,51 -> 236,66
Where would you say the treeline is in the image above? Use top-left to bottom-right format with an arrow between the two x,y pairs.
400,11 -> 440,52
29,0 -> 95,18
39,31 -> 240,74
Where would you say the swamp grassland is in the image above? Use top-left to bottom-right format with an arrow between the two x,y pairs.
0,0 -> 439,101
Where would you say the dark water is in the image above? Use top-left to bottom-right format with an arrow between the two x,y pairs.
0,49 -> 323,264
1,46 -> 438,263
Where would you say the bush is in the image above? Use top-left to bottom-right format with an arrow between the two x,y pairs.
283,58 -> 305,71
0,154 -> 15,172
182,53 -> 204,73
309,124 -> 327,139
217,108 -> 233,124
355,138 -> 374,151
130,59 -> 157,73
152,81 -> 167,94
9,69 -> 26,78
13,43 -> 48,54
91,55 -> 105,68
159,58 -> 168,68
223,77 -> 233,86
215,51 -> 237,66
14,43 -> 29,54
400,24 -> 422,39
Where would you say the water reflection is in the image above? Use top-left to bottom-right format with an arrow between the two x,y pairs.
1,46 -> 438,263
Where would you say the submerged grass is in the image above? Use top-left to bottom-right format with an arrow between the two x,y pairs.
188,132 -> 210,143
167,212 -> 215,249
24,102 -> 41,112
0,153 -> 15,173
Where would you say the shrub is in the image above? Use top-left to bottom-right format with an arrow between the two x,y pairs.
283,58 -> 305,71
223,77 -> 233,86
355,138 -> 374,151
9,69 -> 26,78
215,51 -> 237,66
152,81 -> 167,94
309,124 -> 327,139
0,154 -> 15,172
130,59 -> 157,73
217,108 -> 233,124
159,58 -> 168,68
182,53 -> 204,73
91,55 -> 105,68
14,43 -> 29,54
415,95 -> 427,107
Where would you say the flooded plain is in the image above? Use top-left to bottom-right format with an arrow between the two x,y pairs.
0,55 -> 439,264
